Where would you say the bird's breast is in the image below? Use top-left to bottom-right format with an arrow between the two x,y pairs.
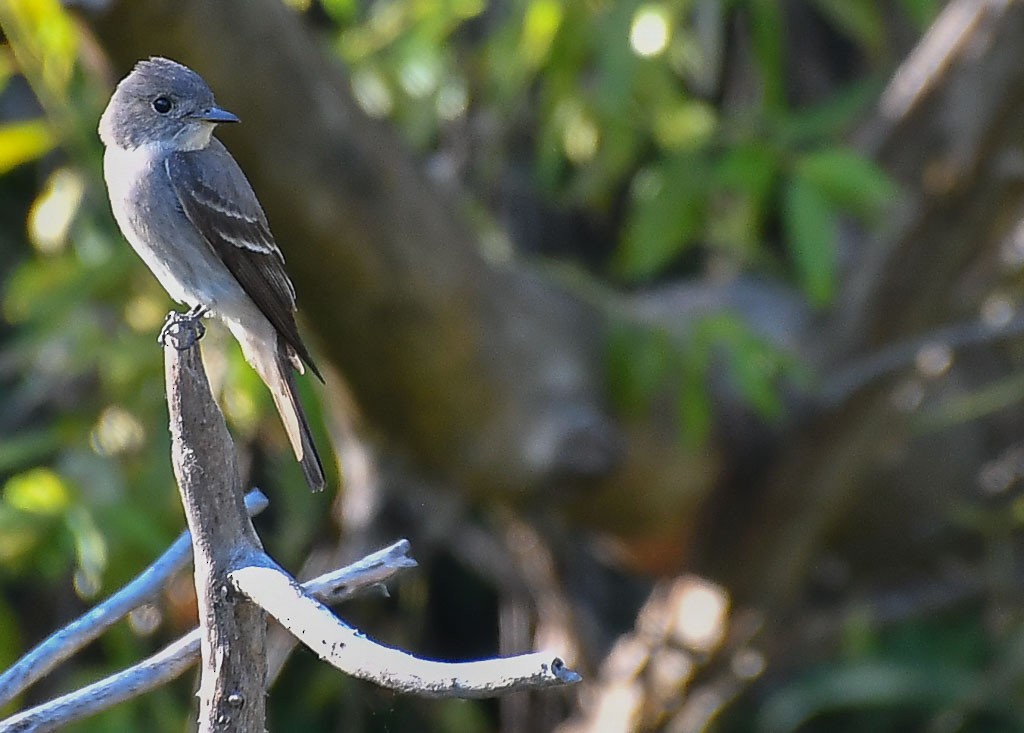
103,144 -> 249,315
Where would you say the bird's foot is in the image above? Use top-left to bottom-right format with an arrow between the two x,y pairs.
158,307 -> 208,350
185,304 -> 209,320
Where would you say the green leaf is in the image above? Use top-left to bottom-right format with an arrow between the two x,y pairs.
0,47 -> 14,96
899,0 -> 943,29
0,120 -> 56,175
809,0 -> 886,58
707,143 -> 779,253
518,0 -> 564,71
616,155 -> 708,279
747,0 -> 786,113
652,99 -> 717,152
692,314 -> 790,422
797,147 -> 897,219
0,598 -> 24,669
320,0 -> 357,22
714,142 -> 779,195
0,430 -> 59,474
724,336 -> 785,419
779,80 -> 881,144
606,322 -> 673,415
677,338 -> 713,446
3,254 -> 83,323
593,0 -> 639,116
0,505 -> 45,564
757,661 -> 980,733
783,176 -> 836,307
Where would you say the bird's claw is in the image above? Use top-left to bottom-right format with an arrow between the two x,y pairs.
158,307 -> 208,350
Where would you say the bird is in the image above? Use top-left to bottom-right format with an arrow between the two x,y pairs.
98,57 -> 326,491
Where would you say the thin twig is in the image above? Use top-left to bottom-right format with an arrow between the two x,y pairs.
0,490 -> 269,708
0,541 -> 416,733
298,539 -> 417,604
0,632 -> 200,733
819,309 -> 1024,409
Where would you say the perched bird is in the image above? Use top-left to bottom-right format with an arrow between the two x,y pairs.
99,57 -> 326,491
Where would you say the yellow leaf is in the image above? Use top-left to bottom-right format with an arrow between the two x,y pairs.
519,0 -> 563,69
0,119 -> 55,175
28,166 -> 83,253
2,0 -> 78,96
4,467 -> 71,515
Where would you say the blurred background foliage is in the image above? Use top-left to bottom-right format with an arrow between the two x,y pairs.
10,0 -> 1024,732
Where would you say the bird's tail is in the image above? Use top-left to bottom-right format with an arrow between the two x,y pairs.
239,326 -> 326,492
274,338 -> 327,492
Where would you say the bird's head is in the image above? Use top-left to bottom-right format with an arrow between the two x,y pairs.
99,57 -> 239,152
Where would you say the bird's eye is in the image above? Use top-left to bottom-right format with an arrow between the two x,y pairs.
152,96 -> 172,114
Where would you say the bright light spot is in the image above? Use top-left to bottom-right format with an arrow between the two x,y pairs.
914,342 -> 952,378
653,100 -> 716,151
338,437 -> 379,529
630,5 -> 671,58
479,227 -> 514,263
981,293 -> 1014,329
649,647 -> 694,694
563,110 -> 599,163
368,0 -> 404,37
732,648 -> 766,680
979,460 -> 1014,495
631,166 -> 663,201
351,68 -> 393,117
437,79 -> 468,121
124,293 -> 169,333
223,384 -> 260,431
67,507 -> 108,601
594,683 -> 643,730
1000,218 -> 1024,268
669,577 -> 728,652
90,405 -> 146,456
29,167 -> 84,254
129,604 -> 163,636
604,636 -> 649,680
37,340 -> 71,375
399,56 -> 440,98
73,567 -> 101,599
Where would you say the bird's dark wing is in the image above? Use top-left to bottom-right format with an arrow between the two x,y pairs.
164,139 -> 322,380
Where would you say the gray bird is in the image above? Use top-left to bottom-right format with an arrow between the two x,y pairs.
99,57 -> 326,491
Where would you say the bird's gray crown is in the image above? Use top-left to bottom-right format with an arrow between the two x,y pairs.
99,57 -> 225,151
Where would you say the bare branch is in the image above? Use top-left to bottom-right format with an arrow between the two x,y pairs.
295,539 -> 417,604
0,490 -> 268,709
266,540 -> 417,685
0,632 -> 201,733
819,308 -> 1024,409
0,544 -> 416,733
231,560 -> 581,698
163,316 -> 266,732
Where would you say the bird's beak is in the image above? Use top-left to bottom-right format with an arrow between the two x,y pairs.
193,105 -> 240,124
